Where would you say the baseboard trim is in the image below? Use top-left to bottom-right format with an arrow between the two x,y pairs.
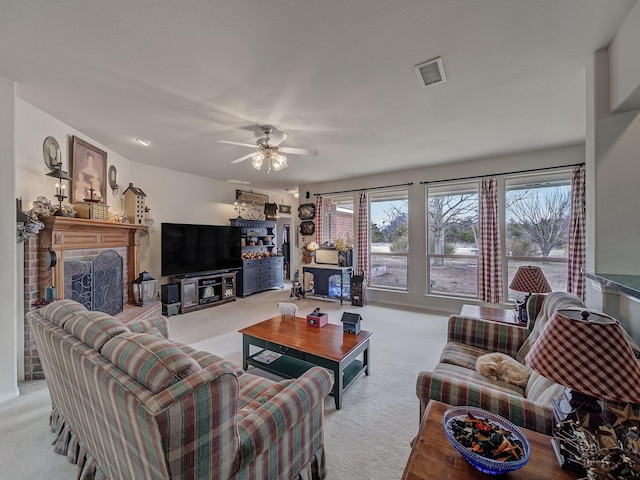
0,386 -> 20,405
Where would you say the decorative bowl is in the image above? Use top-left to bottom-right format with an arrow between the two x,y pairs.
442,406 -> 530,475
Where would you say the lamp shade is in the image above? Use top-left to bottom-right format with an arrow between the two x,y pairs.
509,266 -> 551,293
525,309 -> 640,403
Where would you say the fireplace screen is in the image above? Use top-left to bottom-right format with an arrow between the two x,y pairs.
64,249 -> 124,315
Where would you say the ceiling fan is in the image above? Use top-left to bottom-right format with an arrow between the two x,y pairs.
218,125 -> 318,172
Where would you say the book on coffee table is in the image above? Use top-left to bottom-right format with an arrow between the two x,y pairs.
252,350 -> 282,364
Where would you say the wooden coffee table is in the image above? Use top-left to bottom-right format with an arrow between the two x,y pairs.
239,316 -> 372,409
402,400 -> 577,479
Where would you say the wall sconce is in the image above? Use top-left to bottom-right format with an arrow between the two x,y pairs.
108,165 -> 119,196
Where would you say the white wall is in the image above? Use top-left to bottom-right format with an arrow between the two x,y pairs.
15,98 -> 132,214
301,144 -> 585,315
585,44 -> 640,343
609,1 -> 640,112
0,77 -> 18,403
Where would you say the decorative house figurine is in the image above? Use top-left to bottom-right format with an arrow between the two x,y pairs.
307,307 -> 328,328
123,182 -> 147,224
341,312 -> 363,334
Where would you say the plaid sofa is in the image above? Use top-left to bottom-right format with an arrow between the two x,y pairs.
416,292 -> 588,435
27,299 -> 332,480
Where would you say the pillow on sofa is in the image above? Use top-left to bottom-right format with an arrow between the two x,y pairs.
476,352 -> 530,387
63,310 -> 129,351
40,299 -> 89,328
102,332 -> 201,393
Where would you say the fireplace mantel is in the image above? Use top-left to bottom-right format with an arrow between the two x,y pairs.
38,216 -> 147,303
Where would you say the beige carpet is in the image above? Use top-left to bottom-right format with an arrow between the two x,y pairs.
0,289 -> 448,480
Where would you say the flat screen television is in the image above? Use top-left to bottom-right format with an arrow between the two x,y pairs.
161,223 -> 242,277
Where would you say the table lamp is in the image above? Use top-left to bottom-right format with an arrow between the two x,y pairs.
509,266 -> 551,322
525,309 -> 640,470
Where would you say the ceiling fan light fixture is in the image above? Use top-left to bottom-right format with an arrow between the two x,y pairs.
253,150 -> 265,162
251,157 -> 263,170
221,126 -> 316,172
272,154 -> 287,171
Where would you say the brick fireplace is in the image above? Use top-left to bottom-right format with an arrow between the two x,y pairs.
23,216 -> 160,380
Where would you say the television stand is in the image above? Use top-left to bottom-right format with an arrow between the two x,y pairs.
170,271 -> 237,314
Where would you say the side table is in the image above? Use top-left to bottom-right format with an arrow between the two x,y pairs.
460,303 -> 521,324
402,400 -> 577,480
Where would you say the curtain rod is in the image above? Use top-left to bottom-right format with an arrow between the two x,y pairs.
419,163 -> 584,185
314,182 -> 413,197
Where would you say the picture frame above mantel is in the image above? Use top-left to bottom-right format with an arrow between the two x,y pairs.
71,136 -> 107,204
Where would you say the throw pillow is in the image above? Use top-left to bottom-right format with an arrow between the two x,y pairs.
102,332 -> 201,393
476,352 -> 530,388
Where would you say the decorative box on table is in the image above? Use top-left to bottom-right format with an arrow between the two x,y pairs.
341,312 -> 362,334
74,202 -> 109,220
306,312 -> 328,328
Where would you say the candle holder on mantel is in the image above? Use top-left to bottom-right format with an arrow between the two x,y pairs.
53,183 -> 67,216
45,162 -> 72,216
84,182 -> 101,203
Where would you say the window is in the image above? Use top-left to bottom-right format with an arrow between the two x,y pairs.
320,195 -> 354,245
425,168 -> 572,301
369,189 -> 408,290
505,172 -> 570,300
426,183 -> 479,297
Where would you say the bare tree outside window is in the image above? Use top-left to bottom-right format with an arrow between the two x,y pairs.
506,188 -> 570,257
369,191 -> 409,290
428,194 -> 478,266
426,172 -> 571,299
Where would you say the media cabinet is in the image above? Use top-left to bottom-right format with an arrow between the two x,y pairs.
170,271 -> 237,313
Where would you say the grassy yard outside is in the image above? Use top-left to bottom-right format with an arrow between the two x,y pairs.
368,243 -> 567,300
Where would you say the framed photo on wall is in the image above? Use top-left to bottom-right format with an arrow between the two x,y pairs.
71,136 -> 107,203
236,189 -> 268,206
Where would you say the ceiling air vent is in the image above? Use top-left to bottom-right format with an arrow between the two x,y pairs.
414,56 -> 446,88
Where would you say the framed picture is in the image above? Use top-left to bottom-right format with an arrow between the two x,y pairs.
71,136 -> 107,203
300,220 -> 315,236
236,189 -> 268,206
298,203 -> 316,220
279,204 -> 292,214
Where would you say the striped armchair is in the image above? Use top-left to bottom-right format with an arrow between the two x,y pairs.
416,292 -> 586,435
28,299 -> 332,480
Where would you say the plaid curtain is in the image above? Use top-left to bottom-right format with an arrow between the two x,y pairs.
479,178 -> 503,303
567,166 -> 586,299
356,192 -> 370,283
315,196 -> 323,244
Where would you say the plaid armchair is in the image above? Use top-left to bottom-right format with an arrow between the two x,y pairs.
28,299 -> 332,480
416,292 -> 586,435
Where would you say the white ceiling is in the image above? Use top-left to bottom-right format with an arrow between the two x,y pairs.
1,1 -> 636,193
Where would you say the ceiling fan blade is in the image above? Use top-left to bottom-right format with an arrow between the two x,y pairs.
269,130 -> 289,146
230,153 -> 254,164
279,146 -> 319,156
218,140 -> 257,148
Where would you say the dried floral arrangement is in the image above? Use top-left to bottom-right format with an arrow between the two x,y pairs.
555,404 -> 640,480
333,234 -> 354,252
449,412 -> 526,462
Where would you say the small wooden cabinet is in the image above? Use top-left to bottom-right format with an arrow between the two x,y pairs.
170,271 -> 237,313
240,257 -> 284,297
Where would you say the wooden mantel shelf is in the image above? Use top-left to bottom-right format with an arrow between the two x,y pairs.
38,216 -> 148,302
